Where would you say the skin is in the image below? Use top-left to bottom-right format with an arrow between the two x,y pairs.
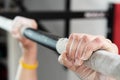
11,16 -> 38,80
58,33 -> 118,80
11,16 -> 118,80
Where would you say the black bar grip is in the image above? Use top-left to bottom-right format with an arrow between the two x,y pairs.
22,28 -> 60,51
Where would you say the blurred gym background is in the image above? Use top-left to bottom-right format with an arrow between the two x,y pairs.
0,0 -> 120,80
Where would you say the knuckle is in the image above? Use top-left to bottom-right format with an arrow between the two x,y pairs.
14,16 -> 22,20
94,37 -> 104,47
82,35 -> 89,42
94,37 -> 102,43
70,33 -> 76,37
86,45 -> 93,51
31,20 -> 37,28
74,34 -> 79,41
69,33 -> 77,40
31,19 -> 36,24
14,16 -> 20,19
69,33 -> 74,39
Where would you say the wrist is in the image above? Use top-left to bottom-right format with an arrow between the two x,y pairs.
21,55 -> 38,65
19,57 -> 38,70
21,50 -> 37,64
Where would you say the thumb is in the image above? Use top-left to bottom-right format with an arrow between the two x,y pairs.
58,52 -> 73,68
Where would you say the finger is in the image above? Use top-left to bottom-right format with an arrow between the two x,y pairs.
28,19 -> 37,29
75,35 -> 90,62
105,39 -> 118,54
13,16 -> 37,29
12,16 -> 38,41
58,52 -> 73,68
58,52 -> 81,72
69,35 -> 80,60
81,36 -> 108,60
66,33 -> 73,54
66,33 -> 78,60
110,43 -> 119,54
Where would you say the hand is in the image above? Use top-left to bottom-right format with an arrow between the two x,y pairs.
11,16 -> 38,64
58,33 -> 118,80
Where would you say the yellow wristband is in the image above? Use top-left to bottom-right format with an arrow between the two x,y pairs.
19,58 -> 38,70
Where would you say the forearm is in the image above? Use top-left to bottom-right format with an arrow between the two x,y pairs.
15,49 -> 38,80
10,16 -> 39,80
15,65 -> 38,80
